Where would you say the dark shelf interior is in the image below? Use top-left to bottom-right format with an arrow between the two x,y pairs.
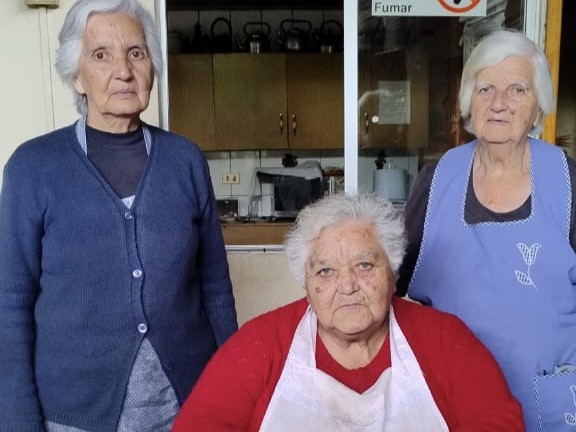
167,0 -> 342,11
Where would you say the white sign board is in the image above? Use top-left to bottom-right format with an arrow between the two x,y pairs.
372,0 -> 487,17
377,81 -> 410,124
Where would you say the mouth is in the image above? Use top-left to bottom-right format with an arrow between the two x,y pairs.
487,118 -> 510,125
336,303 -> 365,311
114,89 -> 136,95
112,91 -> 138,99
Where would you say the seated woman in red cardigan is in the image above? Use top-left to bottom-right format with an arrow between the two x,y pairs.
173,193 -> 524,432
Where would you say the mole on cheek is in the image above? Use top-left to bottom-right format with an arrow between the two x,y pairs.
314,286 -> 322,294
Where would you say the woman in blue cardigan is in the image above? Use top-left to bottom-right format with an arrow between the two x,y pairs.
0,1 -> 237,431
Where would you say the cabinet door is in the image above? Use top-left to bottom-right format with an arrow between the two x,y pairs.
168,54 -> 216,149
358,51 -> 408,150
213,54 -> 287,150
358,48 -> 429,150
286,54 -> 344,149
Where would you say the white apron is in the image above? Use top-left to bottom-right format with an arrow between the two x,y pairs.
259,305 -> 449,432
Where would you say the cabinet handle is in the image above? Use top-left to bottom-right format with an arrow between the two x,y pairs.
279,113 -> 284,134
291,114 -> 297,135
364,112 -> 370,133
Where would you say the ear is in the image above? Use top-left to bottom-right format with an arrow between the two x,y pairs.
533,108 -> 543,128
72,75 -> 86,95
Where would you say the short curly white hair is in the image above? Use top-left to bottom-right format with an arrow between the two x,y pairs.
284,193 -> 407,287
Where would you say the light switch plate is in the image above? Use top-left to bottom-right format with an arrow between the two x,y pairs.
25,0 -> 59,7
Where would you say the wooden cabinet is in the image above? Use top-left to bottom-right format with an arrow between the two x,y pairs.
168,54 -> 216,149
287,54 -> 343,149
168,53 -> 343,151
213,54 -> 287,150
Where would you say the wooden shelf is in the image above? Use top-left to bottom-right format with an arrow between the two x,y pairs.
221,222 -> 293,245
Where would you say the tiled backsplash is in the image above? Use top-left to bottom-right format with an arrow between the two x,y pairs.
206,149 -> 418,217
207,149 -> 344,217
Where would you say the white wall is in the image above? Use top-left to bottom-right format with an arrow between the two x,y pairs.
228,252 -> 305,326
0,0 -> 159,188
0,3 -> 52,162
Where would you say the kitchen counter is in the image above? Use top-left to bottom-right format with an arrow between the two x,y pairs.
221,220 -> 294,246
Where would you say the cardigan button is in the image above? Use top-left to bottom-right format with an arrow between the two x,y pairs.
124,211 -> 133,220
132,269 -> 143,278
137,323 -> 148,333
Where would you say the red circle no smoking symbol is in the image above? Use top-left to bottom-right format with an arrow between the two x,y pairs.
438,0 -> 482,13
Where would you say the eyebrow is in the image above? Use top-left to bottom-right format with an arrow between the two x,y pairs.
308,252 -> 380,268
86,41 -> 148,51
474,80 -> 531,88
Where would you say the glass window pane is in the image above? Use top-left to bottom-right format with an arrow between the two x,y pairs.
357,0 -> 524,201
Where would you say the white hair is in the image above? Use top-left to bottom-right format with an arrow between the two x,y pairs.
284,193 -> 407,287
459,29 -> 555,136
55,0 -> 163,115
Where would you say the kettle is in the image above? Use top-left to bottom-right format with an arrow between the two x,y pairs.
210,17 -> 232,53
313,19 -> 343,53
278,19 -> 312,53
167,29 -> 188,54
237,21 -> 271,54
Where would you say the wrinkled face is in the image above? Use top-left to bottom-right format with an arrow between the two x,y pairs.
470,56 -> 539,145
305,220 -> 394,340
73,13 -> 153,128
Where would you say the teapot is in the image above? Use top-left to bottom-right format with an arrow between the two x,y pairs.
237,21 -> 271,54
167,29 -> 188,54
210,17 -> 232,53
313,19 -> 343,53
278,19 -> 312,53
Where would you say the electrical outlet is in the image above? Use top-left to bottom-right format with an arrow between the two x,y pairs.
222,173 -> 240,184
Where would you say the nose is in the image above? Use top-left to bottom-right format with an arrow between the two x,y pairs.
335,267 -> 360,295
489,88 -> 510,112
113,56 -> 133,80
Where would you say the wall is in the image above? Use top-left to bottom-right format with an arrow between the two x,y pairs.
228,252 -> 304,325
206,149 -> 418,218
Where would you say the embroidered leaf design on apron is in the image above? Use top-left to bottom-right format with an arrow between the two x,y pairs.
566,385 -> 576,426
517,243 -> 541,265
514,270 -> 533,286
515,243 -> 541,289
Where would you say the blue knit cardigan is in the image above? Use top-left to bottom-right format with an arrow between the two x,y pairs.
0,122 -> 238,432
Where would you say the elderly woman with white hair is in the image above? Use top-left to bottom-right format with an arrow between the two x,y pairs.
0,0 -> 237,431
398,29 -> 576,431
173,193 -> 524,431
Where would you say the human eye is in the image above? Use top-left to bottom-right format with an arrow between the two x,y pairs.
91,49 -> 109,61
318,267 -> 334,277
508,84 -> 529,98
475,84 -> 493,96
357,262 -> 374,271
129,46 -> 148,60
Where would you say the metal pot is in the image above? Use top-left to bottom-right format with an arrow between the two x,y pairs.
314,19 -> 343,53
237,21 -> 271,54
278,19 -> 312,53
